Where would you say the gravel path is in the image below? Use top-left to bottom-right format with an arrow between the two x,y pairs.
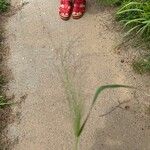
6,0 -> 150,149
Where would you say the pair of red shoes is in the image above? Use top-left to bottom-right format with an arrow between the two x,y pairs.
59,0 -> 86,20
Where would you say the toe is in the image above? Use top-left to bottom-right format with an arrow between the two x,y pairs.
61,12 -> 69,17
72,12 -> 82,17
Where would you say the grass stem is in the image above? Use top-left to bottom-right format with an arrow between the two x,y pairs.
74,137 -> 79,150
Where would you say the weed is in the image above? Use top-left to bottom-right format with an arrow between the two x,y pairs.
0,95 -> 12,108
98,0 -> 150,74
99,0 -> 150,40
117,1 -> 150,74
62,65 -> 134,149
0,23 -> 8,108
0,74 -> 13,108
116,1 -> 150,40
0,4 -> 14,149
76,84 -> 134,149
133,55 -> 150,74
0,0 -> 10,12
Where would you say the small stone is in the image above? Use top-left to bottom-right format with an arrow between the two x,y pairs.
0,54 -> 3,62
121,59 -> 124,63
125,105 -> 130,110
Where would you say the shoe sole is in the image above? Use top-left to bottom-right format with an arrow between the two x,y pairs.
60,16 -> 70,21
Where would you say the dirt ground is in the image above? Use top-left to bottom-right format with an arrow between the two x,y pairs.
4,0 -> 150,149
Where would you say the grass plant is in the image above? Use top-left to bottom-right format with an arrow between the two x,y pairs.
0,0 -> 9,12
62,65 -> 133,149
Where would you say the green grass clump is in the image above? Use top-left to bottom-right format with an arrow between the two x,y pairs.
0,5 -> 12,108
97,0 -> 150,40
117,1 -> 150,74
0,95 -> 9,108
116,1 -> 150,40
98,0 -> 150,74
133,55 -> 150,74
0,0 -> 9,12
0,76 -> 12,107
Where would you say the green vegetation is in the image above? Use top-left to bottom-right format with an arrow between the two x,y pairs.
116,0 -> 150,74
0,74 -> 14,107
75,85 -> 133,149
0,75 -> 7,108
62,65 -> 133,149
133,55 -> 150,74
0,0 -> 11,107
0,29 -> 11,107
99,0 -> 150,74
116,1 -> 150,40
0,1 -> 13,149
0,0 -> 9,12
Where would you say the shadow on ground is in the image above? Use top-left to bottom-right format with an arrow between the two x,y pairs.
91,107 -> 150,150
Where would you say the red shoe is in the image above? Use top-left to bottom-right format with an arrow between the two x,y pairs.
59,0 -> 72,20
72,0 -> 86,19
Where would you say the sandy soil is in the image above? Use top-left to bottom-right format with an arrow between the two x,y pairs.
5,0 -> 150,149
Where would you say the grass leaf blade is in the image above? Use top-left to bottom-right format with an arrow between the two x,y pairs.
78,84 -> 134,137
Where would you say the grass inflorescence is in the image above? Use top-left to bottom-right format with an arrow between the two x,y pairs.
62,65 -> 134,149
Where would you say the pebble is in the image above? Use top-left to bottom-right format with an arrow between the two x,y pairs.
121,59 -> 125,63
